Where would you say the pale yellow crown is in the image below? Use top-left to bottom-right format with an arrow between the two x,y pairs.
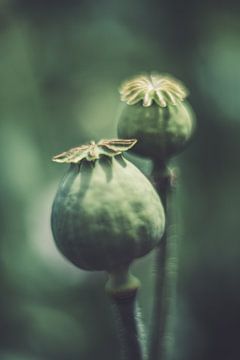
120,73 -> 188,107
52,139 -> 137,164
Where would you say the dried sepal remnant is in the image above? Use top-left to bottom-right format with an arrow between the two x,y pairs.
120,73 -> 188,107
52,139 -> 137,164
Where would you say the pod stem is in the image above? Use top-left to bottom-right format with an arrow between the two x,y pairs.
106,266 -> 147,360
149,162 -> 176,360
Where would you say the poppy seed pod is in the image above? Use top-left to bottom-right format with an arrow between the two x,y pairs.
117,73 -> 196,161
51,139 -> 165,272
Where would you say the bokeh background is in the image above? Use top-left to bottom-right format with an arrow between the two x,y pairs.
1,0 -> 240,359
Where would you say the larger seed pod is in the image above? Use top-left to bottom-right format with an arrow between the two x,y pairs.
51,139 -> 165,272
117,73 -> 196,161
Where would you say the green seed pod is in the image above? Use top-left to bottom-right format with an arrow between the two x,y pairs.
51,139 -> 165,272
117,73 -> 196,161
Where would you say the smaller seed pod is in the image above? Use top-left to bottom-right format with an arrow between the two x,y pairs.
117,73 -> 196,161
51,139 -> 165,274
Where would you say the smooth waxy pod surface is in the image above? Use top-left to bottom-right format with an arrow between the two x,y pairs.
117,73 -> 196,161
51,140 -> 165,271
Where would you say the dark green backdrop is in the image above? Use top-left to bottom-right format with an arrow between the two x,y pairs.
1,1 -> 240,359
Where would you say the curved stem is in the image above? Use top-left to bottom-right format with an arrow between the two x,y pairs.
106,267 -> 147,360
148,162 -> 174,360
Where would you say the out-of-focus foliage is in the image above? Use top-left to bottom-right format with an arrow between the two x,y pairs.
0,1 -> 240,359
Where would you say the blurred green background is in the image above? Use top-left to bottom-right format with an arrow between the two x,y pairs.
1,0 -> 240,359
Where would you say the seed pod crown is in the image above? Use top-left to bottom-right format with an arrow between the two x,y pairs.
120,73 -> 188,107
52,139 -> 137,164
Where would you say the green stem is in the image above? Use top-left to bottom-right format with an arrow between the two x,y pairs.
106,267 -> 147,360
148,162 -> 173,360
